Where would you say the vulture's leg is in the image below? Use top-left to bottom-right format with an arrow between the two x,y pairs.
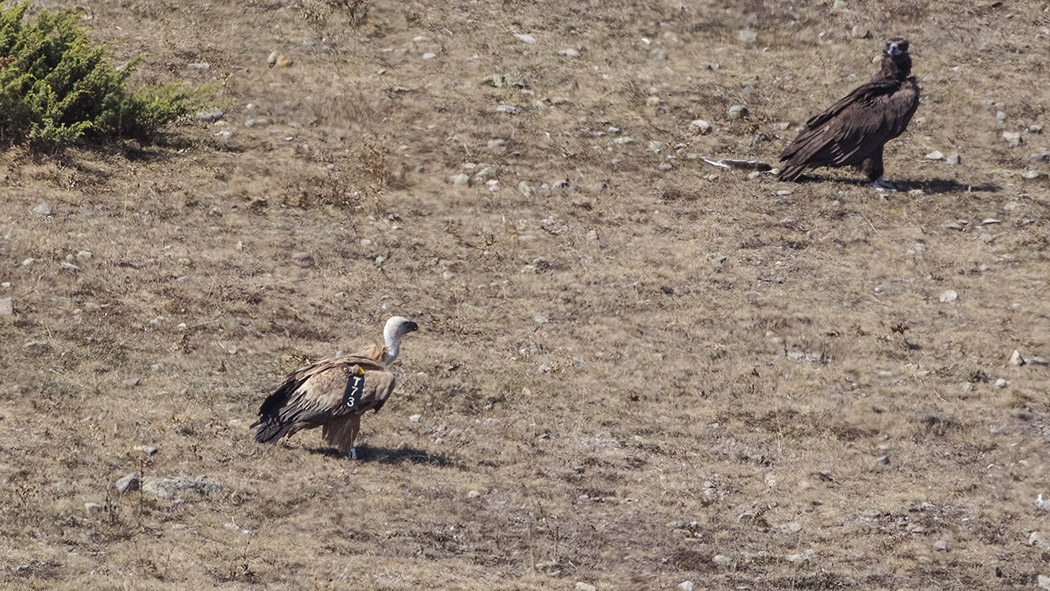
347,413 -> 362,460
861,148 -> 896,192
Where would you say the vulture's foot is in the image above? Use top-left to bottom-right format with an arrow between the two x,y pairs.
872,177 -> 898,192
348,447 -> 358,460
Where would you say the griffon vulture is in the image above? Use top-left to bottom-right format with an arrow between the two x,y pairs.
252,316 -> 419,459
778,38 -> 920,191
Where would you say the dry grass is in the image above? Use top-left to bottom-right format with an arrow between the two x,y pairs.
2,0 -> 1050,589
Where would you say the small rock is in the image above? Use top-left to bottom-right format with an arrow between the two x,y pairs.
996,111 -> 1007,122
442,271 -> 456,281
467,490 -> 482,498
21,258 -> 34,266
1031,124 -> 1044,134
876,455 -> 890,465
575,584 -> 596,591
33,202 -> 52,216
292,252 -> 315,267
690,119 -> 712,134
450,173 -> 471,188
187,62 -> 210,70
934,539 -> 949,552
514,33 -> 537,44
559,48 -> 581,58
850,25 -> 871,39
487,139 -> 506,148
939,290 -> 958,303
1029,532 -> 1050,550
980,218 -> 1001,225
1023,170 -> 1046,180
61,261 -> 80,272
518,181 -> 533,197
1010,350 -> 1026,366
678,582 -> 695,591
1039,575 -> 1050,591
713,555 -> 733,566
409,414 -> 422,422
195,111 -> 224,122
116,472 -> 141,493
925,150 -> 944,160
1002,131 -> 1022,146
534,315 -> 548,324
267,50 -> 280,66
831,0 -> 847,10
422,52 -> 437,60
140,476 -> 224,500
495,105 -> 521,115
132,445 -> 158,456
216,130 -> 233,139
77,251 -> 93,260
650,48 -> 668,60
1030,152 -> 1050,163
0,298 -> 12,316
980,233 -> 995,243
658,162 -> 673,171
1029,357 -> 1049,366
728,105 -> 749,119
84,502 -> 105,513
946,154 -> 961,165
996,378 -> 1009,388
738,29 -> 757,43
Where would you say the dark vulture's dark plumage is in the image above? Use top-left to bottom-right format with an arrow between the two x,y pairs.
778,38 -> 920,190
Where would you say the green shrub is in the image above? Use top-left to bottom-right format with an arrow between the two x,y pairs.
0,2 -> 195,147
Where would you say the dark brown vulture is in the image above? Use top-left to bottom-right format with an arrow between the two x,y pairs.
252,316 -> 418,459
778,38 -> 920,191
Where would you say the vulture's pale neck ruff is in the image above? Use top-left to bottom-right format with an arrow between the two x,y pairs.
381,316 -> 418,365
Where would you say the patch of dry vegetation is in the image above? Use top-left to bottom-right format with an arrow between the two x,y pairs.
2,0 -> 1050,589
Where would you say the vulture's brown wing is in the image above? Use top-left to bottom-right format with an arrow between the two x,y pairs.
779,79 -> 918,180
253,355 -> 394,443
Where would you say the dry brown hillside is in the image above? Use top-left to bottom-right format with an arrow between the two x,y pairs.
2,0 -> 1050,589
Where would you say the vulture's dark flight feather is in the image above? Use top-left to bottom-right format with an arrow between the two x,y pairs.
778,38 -> 920,190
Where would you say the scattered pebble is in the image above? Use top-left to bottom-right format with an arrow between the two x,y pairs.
925,150 -> 944,160
939,290 -> 958,303
1023,170 -> 1046,180
678,582 -> 695,591
690,119 -> 712,134
450,173 -> 471,188
84,502 -> 104,513
713,554 -> 733,566
140,476 -> 224,500
292,252 -> 315,267
1030,357 -> 1049,366
934,539 -> 949,552
61,262 -> 80,272
488,139 -> 506,148
738,29 -> 757,43
514,33 -> 537,44
0,298 -> 12,316
1039,575 -> 1050,591
876,455 -> 890,465
996,378 -> 1009,388
1010,350 -> 1026,366
851,25 -> 871,39
574,584 -> 597,591
467,490 -> 482,498
195,111 -> 224,122
442,271 -> 456,280
267,50 -> 279,66
559,48 -> 581,58
409,414 -> 422,422
116,472 -> 141,494
1002,131 -> 1022,146
946,154 -> 961,165
728,105 -> 749,119
422,52 -> 437,60
495,105 -> 520,115
1032,124 -> 1044,134
33,202 -> 52,216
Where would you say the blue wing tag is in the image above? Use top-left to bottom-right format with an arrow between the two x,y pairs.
342,368 -> 366,409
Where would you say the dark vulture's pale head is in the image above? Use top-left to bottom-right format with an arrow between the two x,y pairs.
886,38 -> 910,57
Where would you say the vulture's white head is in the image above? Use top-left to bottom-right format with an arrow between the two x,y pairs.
382,316 -> 419,364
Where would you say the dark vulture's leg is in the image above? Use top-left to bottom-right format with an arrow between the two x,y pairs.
861,147 -> 896,192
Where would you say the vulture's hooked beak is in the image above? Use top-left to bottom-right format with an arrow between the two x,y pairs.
405,321 -> 419,333
887,43 -> 903,56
